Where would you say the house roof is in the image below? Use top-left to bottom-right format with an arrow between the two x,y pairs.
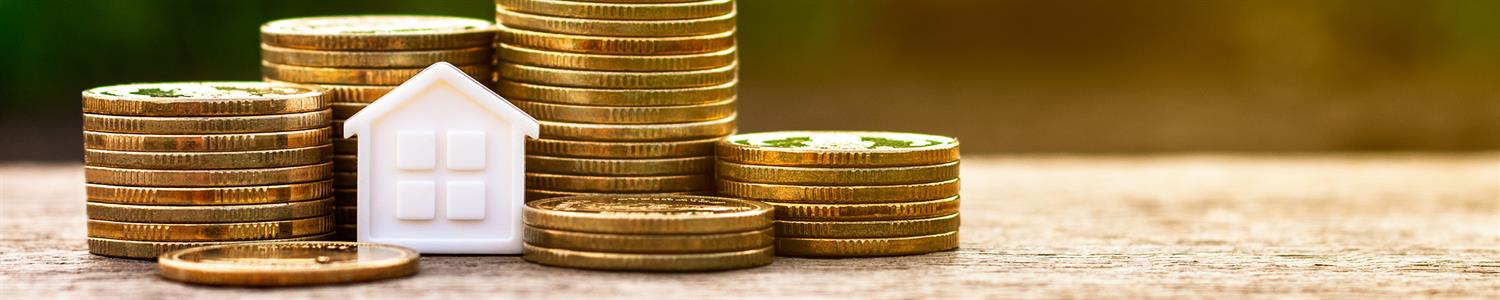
343,62 -> 539,138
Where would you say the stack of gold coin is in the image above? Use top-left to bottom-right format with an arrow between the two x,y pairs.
259,15 -> 496,240
82,82 -> 337,259
522,195 -> 773,271
715,131 -> 962,257
491,0 -> 738,200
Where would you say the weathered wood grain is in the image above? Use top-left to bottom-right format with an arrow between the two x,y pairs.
2,154 -> 1497,299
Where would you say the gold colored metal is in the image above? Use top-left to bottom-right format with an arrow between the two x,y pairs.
333,137 -> 357,154
333,171 -> 357,188
157,241 -> 419,286
87,215 -> 335,242
525,137 -> 718,158
335,205 -> 357,224
717,179 -> 960,204
765,196 -> 961,221
82,127 -> 332,152
496,0 -> 734,20
333,154 -> 357,171
527,155 -> 713,176
82,110 -> 331,134
264,80 -> 395,103
82,81 -> 326,116
87,198 -> 334,223
498,62 -> 735,89
260,15 -> 494,50
523,226 -> 772,254
498,44 -> 735,72
495,79 -> 735,106
524,195 -> 772,234
86,180 -> 334,206
330,102 -> 368,119
774,214 -> 960,239
716,161 -> 960,186
524,189 -> 712,202
522,243 -> 771,272
334,188 -> 356,205
498,25 -> 735,55
262,61 -> 491,85
717,131 -> 961,167
84,162 -> 333,187
261,44 -> 491,68
87,233 -> 334,259
526,173 -> 714,192
775,231 -> 959,257
538,114 -> 735,141
495,7 -> 735,37
83,145 -> 333,169
512,98 -> 735,124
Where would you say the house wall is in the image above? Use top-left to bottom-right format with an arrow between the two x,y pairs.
366,82 -> 522,242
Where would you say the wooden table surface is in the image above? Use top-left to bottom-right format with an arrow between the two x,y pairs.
2,154 -> 1497,299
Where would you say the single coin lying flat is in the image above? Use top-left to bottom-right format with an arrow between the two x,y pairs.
157,241 -> 419,286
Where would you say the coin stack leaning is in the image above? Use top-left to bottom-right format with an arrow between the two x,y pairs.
522,195 -> 773,271
259,15 -> 497,240
492,0 -> 739,200
82,82 -> 337,259
716,131 -> 962,257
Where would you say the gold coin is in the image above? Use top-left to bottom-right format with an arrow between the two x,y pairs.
526,137 -> 718,158
524,189 -> 712,201
88,215 -> 334,242
87,198 -> 335,223
157,241 -> 419,286
264,80 -> 395,103
82,127 -> 331,152
498,25 -> 734,54
496,0 -> 734,20
82,81 -> 326,116
83,145 -> 333,169
525,195 -> 772,234
766,196 -> 960,221
717,131 -> 961,167
496,79 -> 735,106
775,231 -> 959,257
335,205 -> 357,224
261,44 -> 491,68
85,162 -> 333,187
522,243 -> 770,271
539,114 -> 734,141
332,120 -> 346,136
527,155 -> 712,176
527,173 -> 713,192
775,214 -> 959,239
83,110 -> 330,134
333,154 -> 357,171
498,62 -> 735,89
87,233 -> 334,259
512,98 -> 734,124
333,171 -> 357,188
261,15 -> 493,50
262,61 -> 492,85
331,102 -> 368,119
334,188 -> 356,205
334,137 -> 357,154
335,224 -> 358,241
524,226 -> 772,254
86,180 -> 334,206
498,44 -> 735,72
495,6 -> 734,37
717,179 -> 960,204
716,161 -> 959,186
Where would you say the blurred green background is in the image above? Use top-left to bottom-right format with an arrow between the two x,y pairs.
2,0 -> 1497,161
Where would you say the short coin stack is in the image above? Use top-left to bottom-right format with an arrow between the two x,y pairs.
260,15 -> 497,240
716,131 -> 962,257
491,0 -> 739,200
522,195 -> 773,271
82,82 -> 336,259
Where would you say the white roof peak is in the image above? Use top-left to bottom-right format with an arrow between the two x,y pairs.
342,62 -> 539,138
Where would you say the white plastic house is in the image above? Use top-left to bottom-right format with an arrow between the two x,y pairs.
343,62 -> 538,254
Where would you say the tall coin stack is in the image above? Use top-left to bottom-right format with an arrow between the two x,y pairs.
522,195 -> 774,271
259,15 -> 497,240
492,0 -> 739,200
715,131 -> 962,257
82,82 -> 337,259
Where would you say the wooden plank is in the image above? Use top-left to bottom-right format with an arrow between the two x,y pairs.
2,154 -> 1498,298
